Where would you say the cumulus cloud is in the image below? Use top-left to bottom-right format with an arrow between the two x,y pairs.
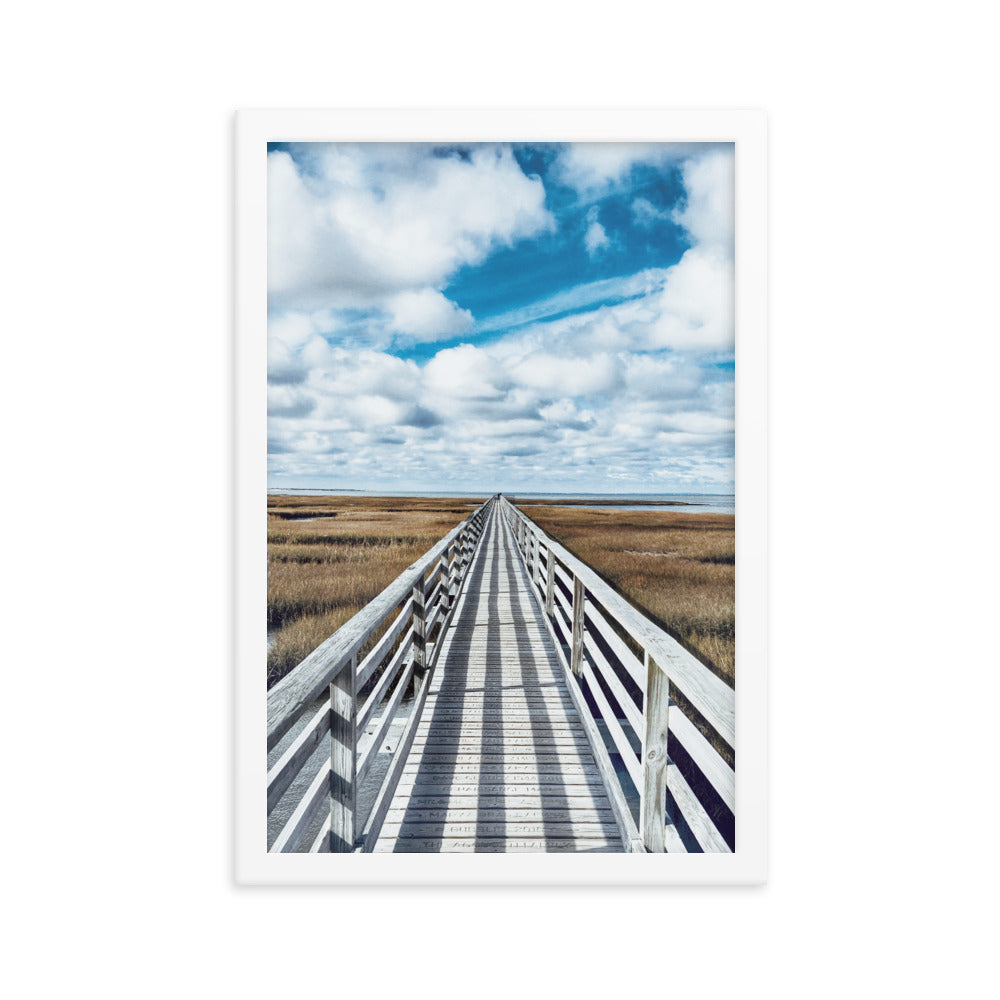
385,288 -> 473,341
555,143 -> 659,194
643,247 -> 734,352
268,144 -> 554,312
267,142 -> 737,492
672,148 -> 735,253
555,142 -> 731,196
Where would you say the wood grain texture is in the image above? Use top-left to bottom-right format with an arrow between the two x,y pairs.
329,653 -> 357,852
268,495 -> 734,855
639,651 -> 670,852
372,504 -> 626,853
500,496 -> 735,855
503,499 -> 735,750
267,501 -> 491,750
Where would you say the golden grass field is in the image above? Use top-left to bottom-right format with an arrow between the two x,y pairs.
268,494 -> 734,697
518,503 -> 736,686
266,495 -> 475,687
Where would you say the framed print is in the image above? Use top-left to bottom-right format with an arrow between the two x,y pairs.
235,108 -> 767,884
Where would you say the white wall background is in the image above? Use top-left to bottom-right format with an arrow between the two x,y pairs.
4,3 -> 996,997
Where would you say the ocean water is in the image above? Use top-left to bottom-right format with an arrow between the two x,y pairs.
267,488 -> 736,515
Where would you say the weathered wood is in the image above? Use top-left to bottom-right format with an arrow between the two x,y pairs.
668,698 -> 735,813
411,573 -> 426,676
583,599 -> 645,690
355,596 -> 413,688
667,760 -> 730,852
269,761 -> 329,853
639,651 -> 671,852
424,578 -> 444,622
374,838 -> 622,853
561,667 -> 638,851
570,574 -> 586,677
266,700 -> 331,813
501,496 -> 734,854
370,504 -> 627,853
273,496 -> 733,854
393,778 -> 609,796
382,820 -> 620,839
505,499 -> 734,750
357,659 -> 415,786
359,668 -> 432,851
446,540 -> 458,608
401,763 -> 610,778
395,794 -> 609,809
385,807 -> 615,824
267,502 -> 490,750
545,548 -> 556,615
404,751 -> 598,765
580,659 -> 641,789
329,654 -> 357,852
309,816 -> 331,853
586,637 -> 644,738
356,629 -> 414,734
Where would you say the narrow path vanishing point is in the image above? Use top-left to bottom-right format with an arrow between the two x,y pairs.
374,504 -> 624,852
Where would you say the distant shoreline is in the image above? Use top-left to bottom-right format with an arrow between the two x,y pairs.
515,499 -> 699,507
266,489 -> 732,501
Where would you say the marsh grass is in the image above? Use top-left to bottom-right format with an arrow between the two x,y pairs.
522,504 -> 736,772
266,495 -> 477,687
521,505 -> 736,685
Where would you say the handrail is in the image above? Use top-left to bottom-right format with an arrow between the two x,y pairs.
498,495 -> 734,854
267,496 -> 494,852
267,500 -> 491,750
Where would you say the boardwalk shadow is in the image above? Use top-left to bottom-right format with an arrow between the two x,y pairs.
391,507 -> 620,853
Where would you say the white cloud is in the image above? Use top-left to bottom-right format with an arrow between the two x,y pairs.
510,351 -> 622,397
642,247 -> 734,353
583,206 -> 610,257
267,142 -> 737,492
555,142 -> 731,196
555,143 -> 658,194
423,344 -> 511,402
672,148 -> 735,253
385,288 -> 473,342
267,144 -> 554,312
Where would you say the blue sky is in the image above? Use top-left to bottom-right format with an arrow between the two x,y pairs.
267,142 -> 735,493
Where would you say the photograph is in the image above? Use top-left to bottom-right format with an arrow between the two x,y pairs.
238,111 -> 767,878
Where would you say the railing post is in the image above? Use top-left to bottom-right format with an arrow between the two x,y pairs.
447,539 -> 458,608
545,549 -> 556,615
412,570 -> 426,681
639,651 -> 671,852
570,574 -> 586,676
329,654 -> 357,851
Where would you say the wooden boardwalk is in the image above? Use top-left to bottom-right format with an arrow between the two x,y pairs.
374,504 -> 624,852
267,495 -> 734,855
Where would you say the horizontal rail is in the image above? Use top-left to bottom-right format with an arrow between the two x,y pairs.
499,495 -> 734,854
268,500 -> 490,751
268,496 -> 494,853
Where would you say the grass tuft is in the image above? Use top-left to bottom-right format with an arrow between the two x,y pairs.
524,506 -> 735,686
266,495 -> 478,687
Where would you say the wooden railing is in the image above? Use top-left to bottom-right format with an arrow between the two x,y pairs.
499,496 -> 735,853
266,497 -> 494,853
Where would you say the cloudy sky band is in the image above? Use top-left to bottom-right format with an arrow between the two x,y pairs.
267,141 -> 735,493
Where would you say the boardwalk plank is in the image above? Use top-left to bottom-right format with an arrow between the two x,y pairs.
373,505 -> 625,853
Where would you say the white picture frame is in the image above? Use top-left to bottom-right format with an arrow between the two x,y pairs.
236,108 -> 767,884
